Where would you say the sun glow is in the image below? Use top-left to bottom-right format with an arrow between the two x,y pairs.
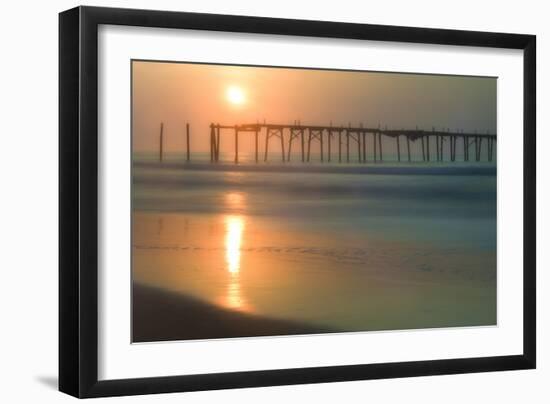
226,86 -> 246,106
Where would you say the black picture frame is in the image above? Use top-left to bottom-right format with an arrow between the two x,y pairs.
59,6 -> 536,398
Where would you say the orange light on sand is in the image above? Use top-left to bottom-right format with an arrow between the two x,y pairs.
226,86 -> 246,106
226,278 -> 245,311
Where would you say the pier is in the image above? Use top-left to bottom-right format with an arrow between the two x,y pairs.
208,122 -> 496,163
157,122 -> 497,163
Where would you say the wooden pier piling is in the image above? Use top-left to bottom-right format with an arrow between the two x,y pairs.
462,132 -> 467,162
454,135 -> 457,162
301,128 -> 305,162
280,129 -> 285,162
234,126 -> 239,164
215,124 -> 220,162
373,132 -> 377,162
307,129 -> 312,162
478,137 -> 483,162
346,131 -> 350,163
255,128 -> 259,163
426,135 -> 430,162
378,132 -> 383,162
327,130 -> 332,162
449,136 -> 454,161
396,134 -> 401,162
264,128 -> 270,162
185,123 -> 190,162
453,135 -> 457,162
209,124 -> 214,162
421,136 -> 426,161
338,131 -> 342,163
362,132 -> 367,163
439,132 -> 444,162
356,132 -> 361,163
438,129 -> 441,161
159,122 -> 164,162
437,131 -> 441,161
287,129 -> 293,162
320,130 -> 324,162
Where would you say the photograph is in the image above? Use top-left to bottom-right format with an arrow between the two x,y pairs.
131,60 -> 498,343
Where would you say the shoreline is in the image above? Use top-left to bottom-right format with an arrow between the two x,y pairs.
132,283 -> 336,342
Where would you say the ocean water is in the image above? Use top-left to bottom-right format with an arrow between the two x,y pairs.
132,153 -> 497,335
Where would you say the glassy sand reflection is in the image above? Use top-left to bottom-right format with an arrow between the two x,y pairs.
223,215 -> 248,311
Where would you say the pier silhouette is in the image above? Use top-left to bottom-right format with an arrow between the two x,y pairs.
157,122 -> 497,163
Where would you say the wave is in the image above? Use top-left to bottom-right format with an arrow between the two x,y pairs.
133,172 -> 496,204
133,160 -> 496,177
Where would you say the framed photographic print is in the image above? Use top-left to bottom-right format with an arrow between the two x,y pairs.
59,6 -> 536,398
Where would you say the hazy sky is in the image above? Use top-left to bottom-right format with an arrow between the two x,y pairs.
132,60 -> 496,153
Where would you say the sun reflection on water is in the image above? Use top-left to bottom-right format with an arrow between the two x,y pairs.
224,191 -> 246,212
223,214 -> 249,311
225,215 -> 244,274
226,276 -> 245,311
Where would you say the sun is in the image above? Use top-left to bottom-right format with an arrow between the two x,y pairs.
226,86 -> 246,106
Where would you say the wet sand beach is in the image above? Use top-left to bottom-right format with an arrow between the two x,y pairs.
132,161 -> 497,342
133,283 -> 334,342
